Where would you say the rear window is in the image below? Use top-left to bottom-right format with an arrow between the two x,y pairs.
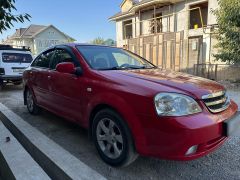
2,53 -> 33,63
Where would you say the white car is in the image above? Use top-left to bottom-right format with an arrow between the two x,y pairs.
0,45 -> 33,89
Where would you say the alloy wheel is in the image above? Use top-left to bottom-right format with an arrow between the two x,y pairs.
96,118 -> 124,159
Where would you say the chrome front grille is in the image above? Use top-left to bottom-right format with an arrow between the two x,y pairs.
202,91 -> 230,113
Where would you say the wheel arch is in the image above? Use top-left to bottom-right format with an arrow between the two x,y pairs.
88,104 -> 121,139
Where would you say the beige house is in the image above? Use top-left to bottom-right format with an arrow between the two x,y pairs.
3,24 -> 75,55
110,0 -> 219,74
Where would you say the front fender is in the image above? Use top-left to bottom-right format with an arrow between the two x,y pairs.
85,91 -> 147,153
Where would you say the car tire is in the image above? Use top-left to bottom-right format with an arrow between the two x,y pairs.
0,80 -> 3,91
26,88 -> 40,115
92,109 -> 138,167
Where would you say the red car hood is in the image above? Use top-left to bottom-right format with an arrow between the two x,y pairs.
100,68 -> 225,99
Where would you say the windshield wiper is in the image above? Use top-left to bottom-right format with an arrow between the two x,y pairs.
122,65 -> 156,70
97,65 -> 155,71
119,65 -> 146,70
97,66 -> 142,70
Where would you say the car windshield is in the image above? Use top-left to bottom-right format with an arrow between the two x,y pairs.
77,45 -> 155,70
2,53 -> 33,63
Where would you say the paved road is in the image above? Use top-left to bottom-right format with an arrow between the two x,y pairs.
0,85 -> 240,180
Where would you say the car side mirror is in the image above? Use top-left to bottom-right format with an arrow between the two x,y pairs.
56,62 -> 75,74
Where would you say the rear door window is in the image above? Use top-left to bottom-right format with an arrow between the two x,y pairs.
2,53 -> 33,63
32,50 -> 55,68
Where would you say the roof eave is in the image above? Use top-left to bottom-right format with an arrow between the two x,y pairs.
32,25 -> 76,42
109,12 -> 135,21
120,0 -> 127,7
110,0 -> 178,21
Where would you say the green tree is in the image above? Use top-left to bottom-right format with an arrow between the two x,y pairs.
91,37 -> 105,45
213,0 -> 240,64
90,37 -> 116,46
104,39 -> 116,46
0,0 -> 31,33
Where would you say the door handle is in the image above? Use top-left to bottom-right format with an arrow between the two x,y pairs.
48,76 -> 51,80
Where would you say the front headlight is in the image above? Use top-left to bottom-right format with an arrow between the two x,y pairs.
154,93 -> 202,116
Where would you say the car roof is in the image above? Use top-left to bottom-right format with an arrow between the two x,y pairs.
36,43 -> 120,57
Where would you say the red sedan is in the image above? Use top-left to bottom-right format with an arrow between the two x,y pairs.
23,44 -> 240,167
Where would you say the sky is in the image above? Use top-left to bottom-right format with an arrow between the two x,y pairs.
0,0 -> 123,42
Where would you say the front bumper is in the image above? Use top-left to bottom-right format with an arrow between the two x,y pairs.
135,100 -> 239,161
0,75 -> 23,81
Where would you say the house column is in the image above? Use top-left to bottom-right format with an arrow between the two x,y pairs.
132,16 -> 137,39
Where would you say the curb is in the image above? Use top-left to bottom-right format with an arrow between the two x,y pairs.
0,121 -> 50,180
0,103 -> 106,180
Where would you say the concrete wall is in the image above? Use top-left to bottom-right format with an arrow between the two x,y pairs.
116,16 -> 135,47
121,0 -> 134,12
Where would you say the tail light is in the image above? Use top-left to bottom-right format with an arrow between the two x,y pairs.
0,68 -> 5,75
